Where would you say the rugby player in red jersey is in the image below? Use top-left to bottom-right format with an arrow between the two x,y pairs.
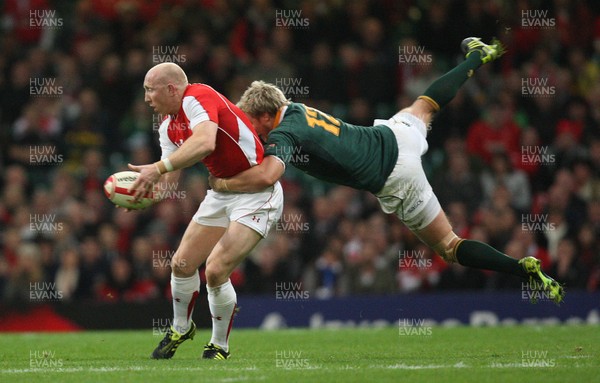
129,62 -> 283,360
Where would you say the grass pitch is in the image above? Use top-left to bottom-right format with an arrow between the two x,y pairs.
0,325 -> 598,382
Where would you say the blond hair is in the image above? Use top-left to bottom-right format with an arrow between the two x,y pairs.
237,80 -> 290,117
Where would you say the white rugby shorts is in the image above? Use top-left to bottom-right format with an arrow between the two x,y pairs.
374,112 -> 441,231
193,181 -> 283,237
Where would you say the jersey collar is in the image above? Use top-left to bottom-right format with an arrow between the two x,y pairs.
272,105 -> 288,129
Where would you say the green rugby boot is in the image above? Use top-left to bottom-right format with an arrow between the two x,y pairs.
202,343 -> 230,360
461,37 -> 506,64
519,257 -> 564,305
151,321 -> 196,359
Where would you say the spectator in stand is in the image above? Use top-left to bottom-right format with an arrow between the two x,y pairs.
7,100 -> 62,183
151,257 -> 172,300
0,60 -> 32,126
243,242 -> 291,295
525,97 -> 561,147
246,46 -> 295,84
576,223 -> 599,272
112,208 -> 138,254
587,84 -> 600,128
130,236 -> 154,282
516,127 -> 557,194
397,243 -> 445,293
77,235 -> 108,300
3,242 -> 44,303
300,42 -> 343,108
479,184 -> 518,251
480,151 -> 531,212
543,208 -> 570,263
54,246 -> 80,301
548,169 -> 588,233
571,157 -> 600,203
62,88 -> 110,168
590,136 -> 600,178
427,90 -> 479,147
433,150 -> 483,212
97,256 -> 134,301
549,238 -> 587,289
345,240 -> 396,295
206,45 -> 237,92
303,240 -> 345,299
346,98 -> 375,127
94,54 -> 132,126
553,97 -> 593,168
567,48 -> 600,98
98,223 -> 121,261
445,201 -> 472,240
357,18 -> 395,107
466,101 -> 521,165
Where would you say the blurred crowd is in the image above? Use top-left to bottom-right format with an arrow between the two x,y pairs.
1,0 -> 599,304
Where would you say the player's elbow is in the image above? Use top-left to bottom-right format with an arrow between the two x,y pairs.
198,139 -> 216,156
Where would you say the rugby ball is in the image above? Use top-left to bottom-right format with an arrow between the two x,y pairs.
103,171 -> 155,210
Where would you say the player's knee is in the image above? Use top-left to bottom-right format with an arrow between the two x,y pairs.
171,252 -> 195,277
432,232 -> 464,264
204,258 -> 230,286
400,99 -> 435,125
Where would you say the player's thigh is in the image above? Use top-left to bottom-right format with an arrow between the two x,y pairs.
413,209 -> 453,248
204,221 -> 263,285
173,221 -> 226,276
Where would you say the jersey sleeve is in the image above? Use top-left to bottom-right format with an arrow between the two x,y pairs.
182,91 -> 219,130
158,117 -> 177,159
264,129 -> 296,167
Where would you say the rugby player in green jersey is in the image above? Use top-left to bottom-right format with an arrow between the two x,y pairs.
210,37 -> 564,304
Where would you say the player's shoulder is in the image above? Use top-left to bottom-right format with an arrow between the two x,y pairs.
184,83 -> 211,96
184,83 -> 226,100
286,102 -> 305,112
280,102 -> 305,122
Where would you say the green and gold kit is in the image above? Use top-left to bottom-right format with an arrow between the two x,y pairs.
264,103 -> 398,193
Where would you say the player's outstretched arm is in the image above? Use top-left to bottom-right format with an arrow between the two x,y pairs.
210,156 -> 284,193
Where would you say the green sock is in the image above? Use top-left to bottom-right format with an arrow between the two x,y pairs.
419,52 -> 482,111
455,239 -> 527,278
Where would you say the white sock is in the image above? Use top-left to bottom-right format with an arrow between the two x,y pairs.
207,279 -> 237,352
171,272 -> 200,334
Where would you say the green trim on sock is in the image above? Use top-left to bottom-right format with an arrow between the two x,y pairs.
421,53 -> 482,110
455,239 -> 527,278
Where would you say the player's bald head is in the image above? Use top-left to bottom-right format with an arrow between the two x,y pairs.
145,62 -> 188,88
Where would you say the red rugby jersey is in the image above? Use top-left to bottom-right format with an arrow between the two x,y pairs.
158,84 -> 263,177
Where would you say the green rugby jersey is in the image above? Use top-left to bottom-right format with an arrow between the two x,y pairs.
264,103 -> 398,193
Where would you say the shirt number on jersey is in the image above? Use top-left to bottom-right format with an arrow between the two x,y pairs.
303,106 -> 341,136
